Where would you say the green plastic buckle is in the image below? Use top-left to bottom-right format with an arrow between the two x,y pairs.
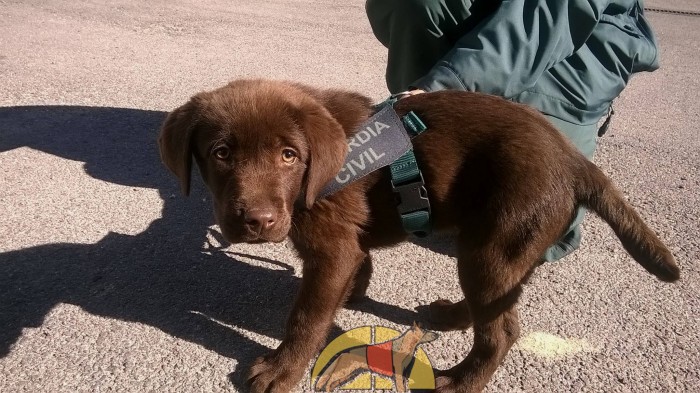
390,109 -> 432,237
391,165 -> 431,237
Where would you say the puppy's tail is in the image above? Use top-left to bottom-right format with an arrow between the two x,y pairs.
575,160 -> 680,282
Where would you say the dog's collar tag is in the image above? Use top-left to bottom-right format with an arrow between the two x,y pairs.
319,105 -> 412,197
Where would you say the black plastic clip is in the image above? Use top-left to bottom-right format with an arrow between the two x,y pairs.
391,172 -> 431,215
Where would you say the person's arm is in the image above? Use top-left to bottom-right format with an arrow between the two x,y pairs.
412,0 -> 610,97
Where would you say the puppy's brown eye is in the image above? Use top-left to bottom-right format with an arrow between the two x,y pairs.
213,146 -> 230,160
282,149 -> 297,164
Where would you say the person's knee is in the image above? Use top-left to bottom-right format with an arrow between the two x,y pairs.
366,0 -> 438,35
367,0 -> 435,16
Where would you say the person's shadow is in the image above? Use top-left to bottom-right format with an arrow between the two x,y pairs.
0,106 -> 420,389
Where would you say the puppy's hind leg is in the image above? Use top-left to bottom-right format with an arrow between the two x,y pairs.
426,298 -> 473,331
435,237 -> 532,393
435,304 -> 520,393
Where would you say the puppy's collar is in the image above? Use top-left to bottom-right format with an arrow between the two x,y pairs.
319,104 -> 431,237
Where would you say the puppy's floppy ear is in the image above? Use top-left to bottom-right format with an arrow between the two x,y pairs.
158,100 -> 199,196
296,100 -> 348,209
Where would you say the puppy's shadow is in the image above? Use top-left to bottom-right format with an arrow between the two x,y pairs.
0,105 -> 419,390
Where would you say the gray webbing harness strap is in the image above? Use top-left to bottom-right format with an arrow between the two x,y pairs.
318,105 -> 413,198
318,102 -> 432,237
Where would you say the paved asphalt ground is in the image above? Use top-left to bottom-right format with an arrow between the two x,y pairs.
1,1 -> 698,392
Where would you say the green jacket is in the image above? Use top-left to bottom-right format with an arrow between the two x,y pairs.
408,0 -> 659,126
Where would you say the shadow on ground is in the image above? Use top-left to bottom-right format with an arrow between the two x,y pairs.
0,106 -> 421,388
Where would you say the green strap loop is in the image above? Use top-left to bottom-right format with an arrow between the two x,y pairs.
402,111 -> 427,135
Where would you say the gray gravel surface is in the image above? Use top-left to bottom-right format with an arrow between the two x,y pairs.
1,1 -> 698,392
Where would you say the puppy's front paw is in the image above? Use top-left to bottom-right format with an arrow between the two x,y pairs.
248,353 -> 303,393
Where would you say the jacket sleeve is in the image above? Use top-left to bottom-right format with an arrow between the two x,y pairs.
412,0 -> 610,97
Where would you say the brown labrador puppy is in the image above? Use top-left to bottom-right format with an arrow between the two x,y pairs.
159,79 -> 679,393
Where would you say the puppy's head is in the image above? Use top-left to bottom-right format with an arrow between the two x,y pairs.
158,79 -> 355,243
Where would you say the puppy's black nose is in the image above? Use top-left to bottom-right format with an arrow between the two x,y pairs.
244,209 -> 277,234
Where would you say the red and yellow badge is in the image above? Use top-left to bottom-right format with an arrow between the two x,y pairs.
311,324 -> 437,392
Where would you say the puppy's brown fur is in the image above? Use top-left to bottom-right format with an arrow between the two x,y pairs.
159,79 -> 679,393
